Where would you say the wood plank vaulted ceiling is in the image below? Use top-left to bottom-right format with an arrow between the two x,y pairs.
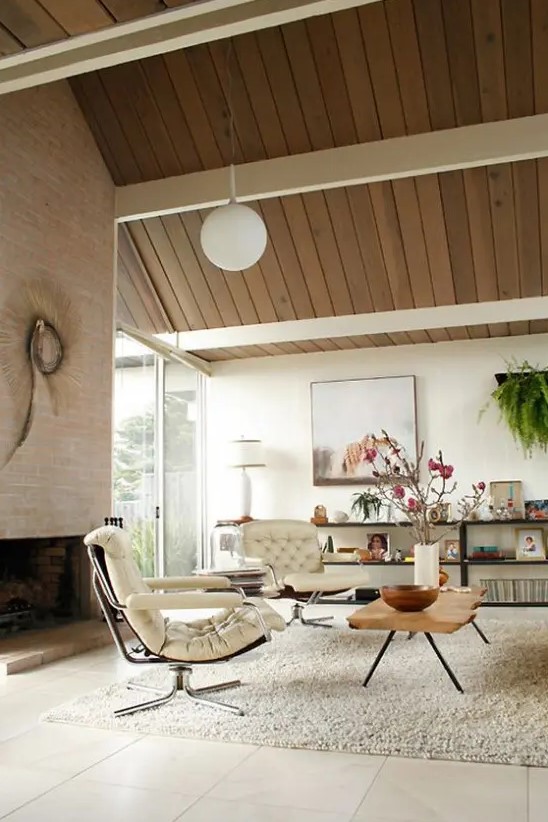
7,0 -> 548,359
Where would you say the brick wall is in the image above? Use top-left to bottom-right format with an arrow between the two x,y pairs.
0,81 -> 115,540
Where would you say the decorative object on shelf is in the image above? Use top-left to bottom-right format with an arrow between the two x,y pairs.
472,546 -> 504,560
362,432 -> 485,587
525,500 -> 548,520
515,527 -> 547,561
482,361 -> 548,456
350,490 -> 382,522
443,539 -> 461,561
332,509 -> 349,523
438,568 -> 449,587
322,535 -> 334,554
355,547 -> 372,562
209,520 -> 245,571
311,504 -> 328,525
395,549 -> 403,562
227,437 -> 265,522
379,584 -> 439,612
489,481 -> 524,519
0,277 -> 82,469
310,375 -> 416,486
367,532 -> 389,561
428,502 -> 452,524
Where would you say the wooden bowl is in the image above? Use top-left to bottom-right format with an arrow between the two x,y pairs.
380,584 -> 439,612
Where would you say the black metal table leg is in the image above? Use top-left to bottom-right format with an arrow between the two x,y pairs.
363,630 -> 396,687
470,620 -> 490,644
424,632 -> 464,693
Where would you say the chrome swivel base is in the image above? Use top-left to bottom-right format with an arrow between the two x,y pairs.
116,666 -> 243,717
286,601 -> 333,628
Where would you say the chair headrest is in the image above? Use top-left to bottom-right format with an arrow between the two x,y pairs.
84,525 -> 132,559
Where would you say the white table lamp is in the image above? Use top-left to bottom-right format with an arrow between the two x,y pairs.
227,438 -> 265,522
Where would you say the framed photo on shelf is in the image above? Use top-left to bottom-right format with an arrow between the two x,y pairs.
366,532 -> 390,560
515,527 -> 546,561
443,539 -> 460,562
525,500 -> 548,520
489,480 -> 524,515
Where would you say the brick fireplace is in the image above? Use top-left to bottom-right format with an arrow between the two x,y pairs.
0,536 -> 92,634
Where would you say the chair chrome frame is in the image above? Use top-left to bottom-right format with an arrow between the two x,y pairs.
263,563 -> 334,628
89,544 -> 271,717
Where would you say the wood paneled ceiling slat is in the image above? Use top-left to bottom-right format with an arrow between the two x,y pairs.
162,50 -> 220,170
280,196 -> 333,317
257,200 -> 315,320
0,0 -> 67,48
143,217 -> 205,329
488,324 -> 509,336
38,0 -> 114,34
118,224 -> 173,332
0,23 -> 23,56
127,221 -> 189,330
100,0 -> 166,21
323,189 -> 374,315
233,32 -> 288,159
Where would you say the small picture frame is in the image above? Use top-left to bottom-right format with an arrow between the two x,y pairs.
443,539 -> 460,562
525,500 -> 548,520
366,532 -> 390,561
515,527 -> 546,561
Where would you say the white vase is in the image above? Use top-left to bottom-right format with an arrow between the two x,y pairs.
413,543 -> 440,587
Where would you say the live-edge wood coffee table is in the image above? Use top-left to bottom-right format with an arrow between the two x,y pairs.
347,588 -> 488,693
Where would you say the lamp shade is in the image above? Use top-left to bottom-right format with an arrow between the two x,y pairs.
227,438 -> 265,468
200,202 -> 267,271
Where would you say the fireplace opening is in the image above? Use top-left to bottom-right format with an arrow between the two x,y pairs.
0,536 -> 86,636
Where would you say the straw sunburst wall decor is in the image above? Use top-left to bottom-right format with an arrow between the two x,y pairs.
0,278 -> 82,469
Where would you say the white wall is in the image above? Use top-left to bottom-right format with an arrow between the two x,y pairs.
206,334 -> 548,529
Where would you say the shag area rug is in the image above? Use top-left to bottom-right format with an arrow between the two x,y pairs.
43,619 -> 548,766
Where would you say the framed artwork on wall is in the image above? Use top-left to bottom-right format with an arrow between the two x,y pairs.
310,375 -> 417,486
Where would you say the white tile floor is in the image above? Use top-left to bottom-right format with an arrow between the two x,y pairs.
0,603 -> 547,821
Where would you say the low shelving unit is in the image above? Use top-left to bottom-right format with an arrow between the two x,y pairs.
317,519 -> 548,607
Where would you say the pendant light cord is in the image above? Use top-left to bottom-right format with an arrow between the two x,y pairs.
226,39 -> 237,203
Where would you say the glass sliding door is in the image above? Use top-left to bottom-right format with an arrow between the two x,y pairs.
112,332 -> 158,576
163,361 -> 200,576
112,330 -> 203,577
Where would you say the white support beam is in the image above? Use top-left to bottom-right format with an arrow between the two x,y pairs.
175,298 -> 548,350
0,0 -> 382,96
116,114 -> 548,221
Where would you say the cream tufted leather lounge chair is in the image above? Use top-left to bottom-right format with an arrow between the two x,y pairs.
85,526 -> 285,717
240,519 -> 369,627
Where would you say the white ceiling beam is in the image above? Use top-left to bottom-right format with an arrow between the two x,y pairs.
116,113 -> 548,221
0,0 -> 382,95
175,297 -> 548,350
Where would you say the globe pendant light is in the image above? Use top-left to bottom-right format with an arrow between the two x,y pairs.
200,165 -> 267,271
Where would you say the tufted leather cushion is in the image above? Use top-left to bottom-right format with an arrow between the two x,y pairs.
85,526 -> 166,654
240,519 -> 324,579
162,598 -> 286,662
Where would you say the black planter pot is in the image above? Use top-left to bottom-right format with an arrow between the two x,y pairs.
494,371 -> 548,386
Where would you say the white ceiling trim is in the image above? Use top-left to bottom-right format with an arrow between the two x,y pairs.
0,0 -> 383,96
175,297 -> 548,350
118,322 -> 211,376
115,113 -> 548,221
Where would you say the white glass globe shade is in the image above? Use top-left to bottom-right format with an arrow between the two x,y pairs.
200,202 -> 267,271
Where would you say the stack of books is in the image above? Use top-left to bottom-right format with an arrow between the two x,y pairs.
196,566 -> 268,597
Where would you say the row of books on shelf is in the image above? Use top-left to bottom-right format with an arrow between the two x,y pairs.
480,578 -> 548,603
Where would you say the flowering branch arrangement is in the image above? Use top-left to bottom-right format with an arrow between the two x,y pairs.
362,431 -> 486,546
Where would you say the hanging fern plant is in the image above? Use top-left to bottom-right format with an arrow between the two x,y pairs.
486,361 -> 548,456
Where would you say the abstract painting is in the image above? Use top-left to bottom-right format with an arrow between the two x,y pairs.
311,375 -> 417,486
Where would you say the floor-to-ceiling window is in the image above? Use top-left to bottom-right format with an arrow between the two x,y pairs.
113,332 -> 203,576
